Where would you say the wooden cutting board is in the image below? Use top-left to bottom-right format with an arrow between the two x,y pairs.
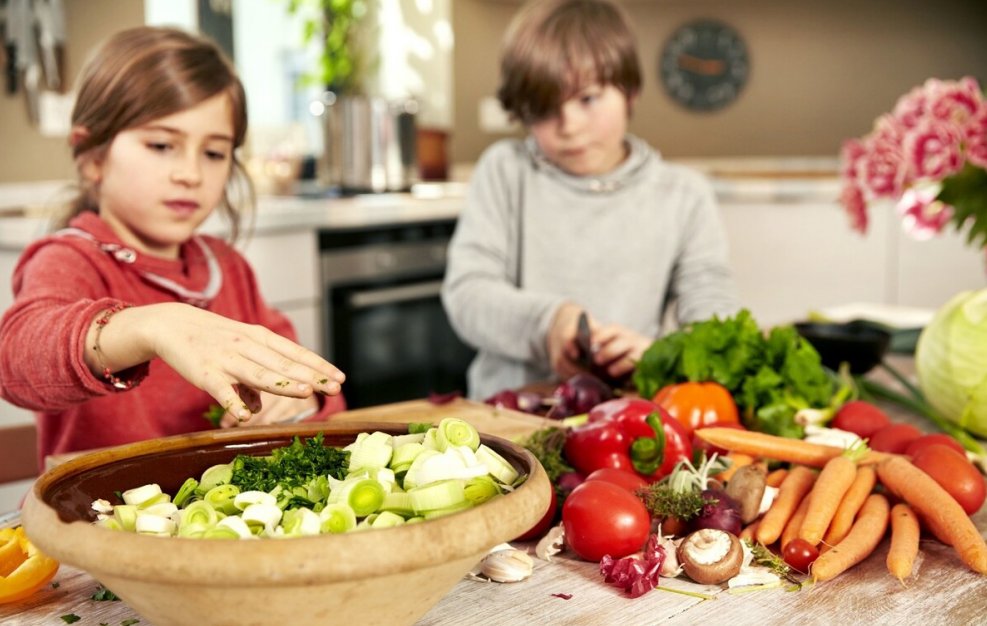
330,398 -> 558,442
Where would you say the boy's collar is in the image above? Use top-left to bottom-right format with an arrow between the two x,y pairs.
524,134 -> 654,193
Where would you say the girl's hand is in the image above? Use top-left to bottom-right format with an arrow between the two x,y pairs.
88,303 -> 345,422
219,392 -> 319,428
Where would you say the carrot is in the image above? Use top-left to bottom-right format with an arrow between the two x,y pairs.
822,465 -> 877,547
876,455 -> 987,575
798,455 -> 858,546
780,492 -> 812,550
756,465 -> 817,546
740,519 -> 760,543
694,428 -> 888,468
887,503 -> 920,584
811,493 -> 890,582
766,468 -> 789,488
717,452 -> 755,482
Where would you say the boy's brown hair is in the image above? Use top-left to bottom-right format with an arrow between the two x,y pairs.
497,0 -> 641,123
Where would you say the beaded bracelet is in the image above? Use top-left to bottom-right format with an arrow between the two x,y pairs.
92,303 -> 136,390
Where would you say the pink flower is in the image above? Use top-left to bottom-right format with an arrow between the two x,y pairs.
966,107 -> 987,170
926,76 -> 982,127
840,182 -> 869,234
904,119 -> 964,181
840,76 -> 987,250
896,184 -> 954,240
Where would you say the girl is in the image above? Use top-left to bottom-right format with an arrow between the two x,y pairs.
441,0 -> 741,400
0,26 -> 346,464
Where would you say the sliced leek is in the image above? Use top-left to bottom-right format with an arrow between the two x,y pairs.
88,423 -> 527,540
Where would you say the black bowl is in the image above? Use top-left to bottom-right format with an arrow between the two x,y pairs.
795,320 -> 892,374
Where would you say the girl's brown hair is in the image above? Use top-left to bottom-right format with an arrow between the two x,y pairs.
64,26 -> 252,241
497,0 -> 641,123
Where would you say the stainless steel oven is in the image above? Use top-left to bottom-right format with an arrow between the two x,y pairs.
319,220 -> 475,408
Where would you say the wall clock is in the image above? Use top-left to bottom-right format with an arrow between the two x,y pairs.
659,19 -> 750,112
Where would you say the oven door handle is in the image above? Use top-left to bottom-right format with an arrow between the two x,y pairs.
348,279 -> 444,309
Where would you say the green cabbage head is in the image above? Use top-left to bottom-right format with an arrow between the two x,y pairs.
915,288 -> 987,438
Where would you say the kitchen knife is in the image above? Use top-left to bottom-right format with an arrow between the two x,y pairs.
575,311 -> 593,370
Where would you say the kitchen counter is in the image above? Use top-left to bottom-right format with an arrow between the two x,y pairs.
1,379 -> 986,625
0,159 -> 840,249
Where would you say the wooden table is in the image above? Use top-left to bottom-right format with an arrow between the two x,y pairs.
2,367 -> 986,626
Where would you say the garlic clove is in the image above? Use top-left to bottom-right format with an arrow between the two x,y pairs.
535,524 -> 565,562
476,548 -> 534,583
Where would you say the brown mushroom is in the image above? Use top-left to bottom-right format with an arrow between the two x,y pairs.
725,464 -> 767,524
677,529 -> 744,585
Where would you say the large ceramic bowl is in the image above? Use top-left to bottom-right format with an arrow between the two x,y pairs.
21,421 -> 550,626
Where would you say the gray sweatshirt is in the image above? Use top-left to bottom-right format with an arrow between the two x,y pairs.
441,135 -> 740,400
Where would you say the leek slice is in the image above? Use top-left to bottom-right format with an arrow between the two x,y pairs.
204,484 -> 241,515
135,513 -> 176,535
94,517 -> 123,531
140,502 -> 178,518
402,449 -> 441,489
380,491 -> 415,517
177,521 -> 209,538
113,504 -> 138,532
476,444 -> 519,484
233,490 -> 277,511
345,431 -> 393,472
370,511 -> 405,528
280,507 -> 321,537
180,500 -> 218,528
203,525 -> 242,540
435,418 -> 480,451
215,515 -> 253,539
319,503 -> 357,534
197,463 -> 233,493
347,478 -> 385,517
422,499 -> 473,519
241,503 -> 284,535
173,478 -> 199,508
122,483 -> 163,506
391,442 -> 426,469
464,475 -> 502,506
409,479 -> 466,513
391,433 -> 425,448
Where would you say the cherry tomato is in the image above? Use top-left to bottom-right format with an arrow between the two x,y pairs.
585,467 -> 650,493
562,480 -> 650,562
513,482 -> 559,541
905,433 -> 965,458
832,401 -> 891,439
782,538 -> 820,574
911,444 -> 986,515
868,423 -> 922,454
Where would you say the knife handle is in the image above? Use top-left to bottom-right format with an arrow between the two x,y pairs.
5,44 -> 17,95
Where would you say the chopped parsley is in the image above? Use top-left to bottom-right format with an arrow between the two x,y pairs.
519,427 -> 573,483
60,615 -> 81,624
229,432 -> 349,492
203,404 -> 225,428
121,619 -> 141,626
91,585 -> 120,601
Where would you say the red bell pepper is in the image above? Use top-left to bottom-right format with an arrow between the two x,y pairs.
564,398 -> 692,482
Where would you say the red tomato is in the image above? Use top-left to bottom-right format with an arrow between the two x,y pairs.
562,480 -> 650,562
868,423 -> 922,454
653,381 -> 740,437
782,538 -> 820,574
514,482 -> 559,541
905,433 -> 965,458
832,401 -> 891,439
585,467 -> 650,493
911,444 -> 986,515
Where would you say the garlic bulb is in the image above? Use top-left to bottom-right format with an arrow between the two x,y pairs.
470,546 -> 534,583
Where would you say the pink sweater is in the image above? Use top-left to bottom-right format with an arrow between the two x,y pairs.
0,213 -> 344,467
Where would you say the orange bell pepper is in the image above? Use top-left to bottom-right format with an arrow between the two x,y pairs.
0,527 -> 59,604
652,381 -> 740,437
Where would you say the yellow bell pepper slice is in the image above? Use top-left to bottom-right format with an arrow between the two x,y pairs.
0,527 -> 60,604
